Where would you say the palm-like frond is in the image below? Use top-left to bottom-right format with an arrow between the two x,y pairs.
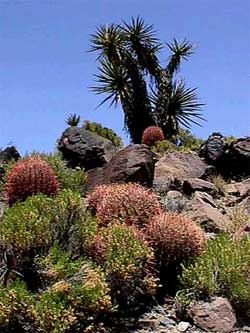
89,24 -> 125,63
166,39 -> 195,76
91,59 -> 131,107
66,114 -> 80,126
121,16 -> 161,80
151,79 -> 205,138
166,80 -> 205,128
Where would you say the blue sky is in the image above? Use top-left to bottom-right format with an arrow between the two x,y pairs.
1,0 -> 249,155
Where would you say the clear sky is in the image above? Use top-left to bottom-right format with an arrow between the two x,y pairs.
1,0 -> 250,155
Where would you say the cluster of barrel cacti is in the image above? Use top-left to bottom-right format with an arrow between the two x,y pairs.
87,182 -> 205,270
141,126 -> 165,146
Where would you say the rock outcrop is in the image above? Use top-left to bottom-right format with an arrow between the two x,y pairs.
57,126 -> 117,170
86,144 -> 155,191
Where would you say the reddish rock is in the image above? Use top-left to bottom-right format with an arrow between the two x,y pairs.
183,178 -> 217,196
185,192 -> 227,232
153,152 -> 207,193
188,297 -> 236,333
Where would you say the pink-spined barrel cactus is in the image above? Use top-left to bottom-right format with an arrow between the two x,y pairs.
145,212 -> 205,265
3,156 -> 59,205
88,183 -> 162,227
142,126 -> 164,146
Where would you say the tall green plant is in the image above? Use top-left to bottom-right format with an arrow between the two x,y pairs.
90,17 -> 204,143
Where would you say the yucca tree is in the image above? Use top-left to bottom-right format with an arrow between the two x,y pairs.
90,17 -> 204,143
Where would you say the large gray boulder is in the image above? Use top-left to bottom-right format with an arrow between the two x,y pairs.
85,144 -> 155,192
57,127 -> 117,170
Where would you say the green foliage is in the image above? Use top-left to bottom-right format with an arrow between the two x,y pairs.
176,129 -> 204,151
37,153 -> 86,195
50,190 -> 86,253
91,223 -> 158,310
151,139 -> 178,154
91,17 -> 204,143
66,113 -> 80,126
36,263 -> 112,332
0,280 -> 37,333
180,235 -> 250,317
151,129 -> 203,154
224,135 -> 237,145
83,120 -> 123,147
0,194 -> 53,253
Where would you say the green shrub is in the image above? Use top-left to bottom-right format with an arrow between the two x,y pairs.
3,156 -> 59,205
91,223 -> 158,310
50,190 -> 86,253
38,153 -> 86,195
83,120 -> 123,147
36,263 -> 112,332
88,183 -> 162,228
151,139 -> 178,154
66,113 -> 80,126
0,194 -> 53,253
0,280 -> 37,333
179,235 -> 250,317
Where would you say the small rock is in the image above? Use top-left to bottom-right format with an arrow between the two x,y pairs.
177,321 -> 190,332
188,297 -> 236,333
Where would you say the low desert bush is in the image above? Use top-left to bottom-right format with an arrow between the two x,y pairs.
88,183 -> 162,228
0,194 -> 53,253
35,153 -> 86,195
0,280 -> 37,333
83,120 -> 123,147
91,223 -> 158,311
179,235 -> 250,318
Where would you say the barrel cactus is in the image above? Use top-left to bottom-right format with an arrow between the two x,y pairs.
142,126 -> 164,146
3,156 -> 59,205
88,183 -> 162,227
145,213 -> 205,265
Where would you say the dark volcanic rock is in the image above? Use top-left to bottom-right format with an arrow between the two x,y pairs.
0,146 -> 21,181
226,137 -> 250,178
199,133 -> 226,163
57,127 -> 117,170
0,146 -> 20,164
86,144 -> 155,192
199,134 -> 250,179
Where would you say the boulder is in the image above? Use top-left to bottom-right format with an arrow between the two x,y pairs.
185,191 -> 227,232
85,144 -> 155,192
188,297 -> 236,332
225,178 -> 250,198
199,134 -> 250,178
153,151 -> 207,194
0,146 -> 21,182
57,127 -> 117,170
183,178 -> 217,196
227,137 -> 250,178
0,146 -> 20,164
199,133 -> 226,164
